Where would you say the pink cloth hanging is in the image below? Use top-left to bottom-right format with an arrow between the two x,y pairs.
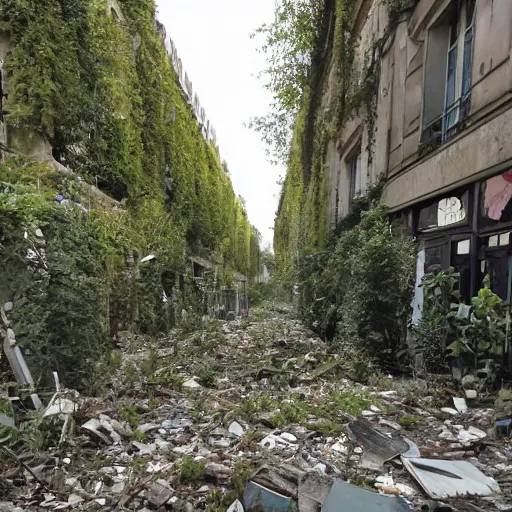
484,172 -> 512,221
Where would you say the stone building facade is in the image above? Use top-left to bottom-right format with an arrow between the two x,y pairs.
327,0 -> 512,303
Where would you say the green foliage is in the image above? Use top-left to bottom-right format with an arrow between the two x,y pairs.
0,0 -> 262,390
412,267 -> 460,373
447,285 -> 507,383
399,415 -> 423,427
230,460 -> 254,498
298,202 -> 416,366
118,404 -> 142,429
416,267 -> 507,386
250,0 -> 325,163
180,456 -> 206,485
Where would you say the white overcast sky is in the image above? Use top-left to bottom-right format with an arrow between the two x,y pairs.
156,0 -> 284,250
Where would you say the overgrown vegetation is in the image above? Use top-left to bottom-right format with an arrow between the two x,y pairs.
415,268 -> 508,388
0,0 -> 262,391
250,0 -> 325,164
299,194 -> 416,368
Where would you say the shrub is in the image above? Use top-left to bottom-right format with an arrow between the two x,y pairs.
298,203 -> 416,367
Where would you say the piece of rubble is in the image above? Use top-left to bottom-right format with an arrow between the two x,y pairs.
43,398 -> 76,418
349,420 -> 409,470
452,398 -> 467,414
227,499 -> 244,512
81,418 -> 111,444
67,494 -> 84,507
137,423 -> 159,433
183,378 -> 202,389
441,408 -> 458,416
205,462 -> 231,480
0,413 -> 14,428
228,421 -> 244,437
465,389 -> 477,399
402,439 -> 421,458
260,433 -> 298,451
0,504 -> 27,512
402,457 -> 500,499
298,471 -> 333,512
279,432 -> 297,443
379,419 -> 402,431
323,479 -> 410,511
147,480 -> 173,508
331,440 -> 347,454
109,418 -> 132,438
243,481 -> 294,512
209,427 -> 231,449
438,429 -> 456,441
467,426 -> 486,439
132,441 -> 157,455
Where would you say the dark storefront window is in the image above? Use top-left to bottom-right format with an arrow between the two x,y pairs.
479,233 -> 511,301
452,238 -> 471,303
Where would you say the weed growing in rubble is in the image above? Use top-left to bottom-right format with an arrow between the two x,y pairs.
327,390 -> 373,417
149,368 -> 184,389
132,430 -> 149,442
399,415 -> 423,428
272,400 -> 310,427
139,348 -> 159,378
180,456 -> 206,485
310,420 -> 343,436
118,404 -> 142,429
124,363 -> 140,385
230,460 -> 254,497
236,393 -> 278,423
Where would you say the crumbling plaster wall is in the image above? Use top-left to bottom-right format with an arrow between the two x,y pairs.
325,0 -> 512,223
325,0 -> 389,223
382,0 -> 512,210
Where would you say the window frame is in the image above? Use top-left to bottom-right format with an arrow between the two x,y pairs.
348,151 -> 362,203
442,0 -> 476,142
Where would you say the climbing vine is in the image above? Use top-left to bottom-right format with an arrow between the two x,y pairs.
0,0 -> 262,390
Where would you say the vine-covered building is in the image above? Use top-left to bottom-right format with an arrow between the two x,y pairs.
277,0 -> 512,304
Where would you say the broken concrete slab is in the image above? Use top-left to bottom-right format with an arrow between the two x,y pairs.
147,480 -> 173,508
401,457 -> 500,500
42,398 -> 76,418
348,420 -> 409,470
0,413 -> 14,428
132,441 -> 157,456
81,418 -> 111,444
228,421 -> 244,437
322,480 -> 411,512
298,471 -> 333,512
182,378 -> 202,389
227,499 -> 244,512
243,481 -> 295,512
453,397 -> 468,414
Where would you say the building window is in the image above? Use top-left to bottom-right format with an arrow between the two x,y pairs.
421,0 -> 476,148
418,191 -> 469,232
442,0 -> 476,141
348,151 -> 361,202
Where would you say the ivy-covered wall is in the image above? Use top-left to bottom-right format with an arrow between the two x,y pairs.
274,0 -> 359,289
0,0 -> 261,390
273,0 -> 411,288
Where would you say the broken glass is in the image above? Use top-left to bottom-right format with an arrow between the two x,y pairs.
419,193 -> 467,231
438,197 -> 465,226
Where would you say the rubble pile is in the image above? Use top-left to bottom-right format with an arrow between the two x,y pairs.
1,304 -> 511,511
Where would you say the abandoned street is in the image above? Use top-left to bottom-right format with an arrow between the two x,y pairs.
1,302 -> 511,511
3,0 -> 512,510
